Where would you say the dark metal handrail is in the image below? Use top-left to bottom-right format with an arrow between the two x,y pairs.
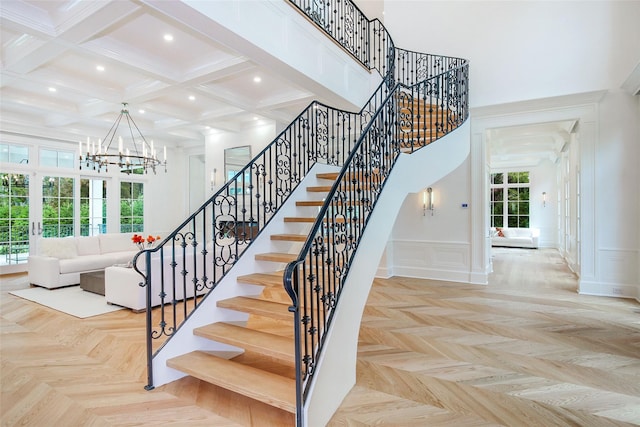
134,2 -> 469,426
283,62 -> 469,423
135,0 -> 395,391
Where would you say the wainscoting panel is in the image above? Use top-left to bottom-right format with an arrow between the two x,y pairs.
580,248 -> 639,298
391,240 -> 471,283
537,226 -> 558,248
598,248 -> 638,283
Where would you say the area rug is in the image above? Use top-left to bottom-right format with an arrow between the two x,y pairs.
9,286 -> 123,318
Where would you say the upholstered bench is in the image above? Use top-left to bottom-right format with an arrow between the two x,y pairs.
105,258 -> 206,312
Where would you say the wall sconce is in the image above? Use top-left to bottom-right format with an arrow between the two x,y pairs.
542,191 -> 547,207
423,187 -> 434,216
210,168 -> 217,191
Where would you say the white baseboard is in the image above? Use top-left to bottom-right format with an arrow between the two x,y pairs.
579,280 -> 638,299
392,266 -> 471,284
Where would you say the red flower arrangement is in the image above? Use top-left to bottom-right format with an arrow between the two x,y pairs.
132,234 -> 161,250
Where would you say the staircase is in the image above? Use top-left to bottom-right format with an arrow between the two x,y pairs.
134,1 -> 469,425
165,172 -> 341,423
164,100 -> 460,422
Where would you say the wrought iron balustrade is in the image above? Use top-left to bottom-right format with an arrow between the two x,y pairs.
135,44 -> 395,390
135,1 -> 468,425
283,61 -> 468,423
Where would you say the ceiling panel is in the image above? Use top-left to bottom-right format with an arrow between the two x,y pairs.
0,0 -> 317,149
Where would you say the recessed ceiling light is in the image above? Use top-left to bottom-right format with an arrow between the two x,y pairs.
138,109 -> 145,114
188,95 -> 195,101
253,76 -> 262,83
253,116 -> 259,120
48,87 -> 57,92
164,34 -> 174,42
96,65 -> 105,72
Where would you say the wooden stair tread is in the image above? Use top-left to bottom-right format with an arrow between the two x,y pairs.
316,171 -> 381,181
296,200 -> 324,206
297,199 -> 366,207
271,234 -> 308,242
166,351 -> 296,413
284,216 -> 346,223
284,216 -> 315,223
218,296 -> 292,321
306,185 -> 333,192
237,271 -> 284,287
194,322 -> 294,365
315,172 -> 339,180
255,252 -> 298,263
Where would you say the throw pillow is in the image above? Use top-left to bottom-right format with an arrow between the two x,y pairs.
39,237 -> 78,259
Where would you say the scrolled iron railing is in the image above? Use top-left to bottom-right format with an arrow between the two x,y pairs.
135,6 -> 394,390
134,1 -> 468,425
283,58 -> 468,423
288,0 -> 387,71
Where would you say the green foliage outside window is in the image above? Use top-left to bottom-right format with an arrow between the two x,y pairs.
490,172 -> 530,228
80,179 -> 107,235
120,181 -> 144,232
0,173 -> 30,257
507,171 -> 530,184
42,176 -> 74,237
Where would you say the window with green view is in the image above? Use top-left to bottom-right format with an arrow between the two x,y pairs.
42,176 -> 75,237
120,181 -> 144,233
0,173 -> 30,264
490,171 -> 530,228
81,178 -> 107,236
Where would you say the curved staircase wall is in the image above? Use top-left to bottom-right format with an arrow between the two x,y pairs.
304,120 -> 471,427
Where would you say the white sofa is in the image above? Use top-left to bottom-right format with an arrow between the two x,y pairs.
491,227 -> 539,249
28,233 -> 141,289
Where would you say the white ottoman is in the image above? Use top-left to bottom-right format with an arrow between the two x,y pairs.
105,266 -> 148,312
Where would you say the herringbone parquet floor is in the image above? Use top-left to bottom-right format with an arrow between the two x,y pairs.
330,248 -> 640,426
1,248 -> 639,426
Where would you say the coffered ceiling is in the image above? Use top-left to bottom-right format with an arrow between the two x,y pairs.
0,0 -> 318,149
1,0 -> 587,168
487,120 -> 577,168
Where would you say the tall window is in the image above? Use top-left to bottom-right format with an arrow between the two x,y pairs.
81,178 -> 107,236
0,173 -> 30,264
120,181 -> 144,232
491,172 -> 530,228
42,176 -> 75,237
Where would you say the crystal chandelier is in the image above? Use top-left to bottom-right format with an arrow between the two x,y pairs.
79,103 -> 167,174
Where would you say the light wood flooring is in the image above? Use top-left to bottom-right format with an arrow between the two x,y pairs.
2,248 -> 639,426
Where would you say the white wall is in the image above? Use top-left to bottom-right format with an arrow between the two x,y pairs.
383,1 -> 640,108
144,145 -> 189,234
589,90 -> 640,297
355,0 -> 384,22
597,91 -> 639,251
204,123 -> 277,195
381,1 -> 640,297
636,96 -> 640,302
388,157 -> 472,282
